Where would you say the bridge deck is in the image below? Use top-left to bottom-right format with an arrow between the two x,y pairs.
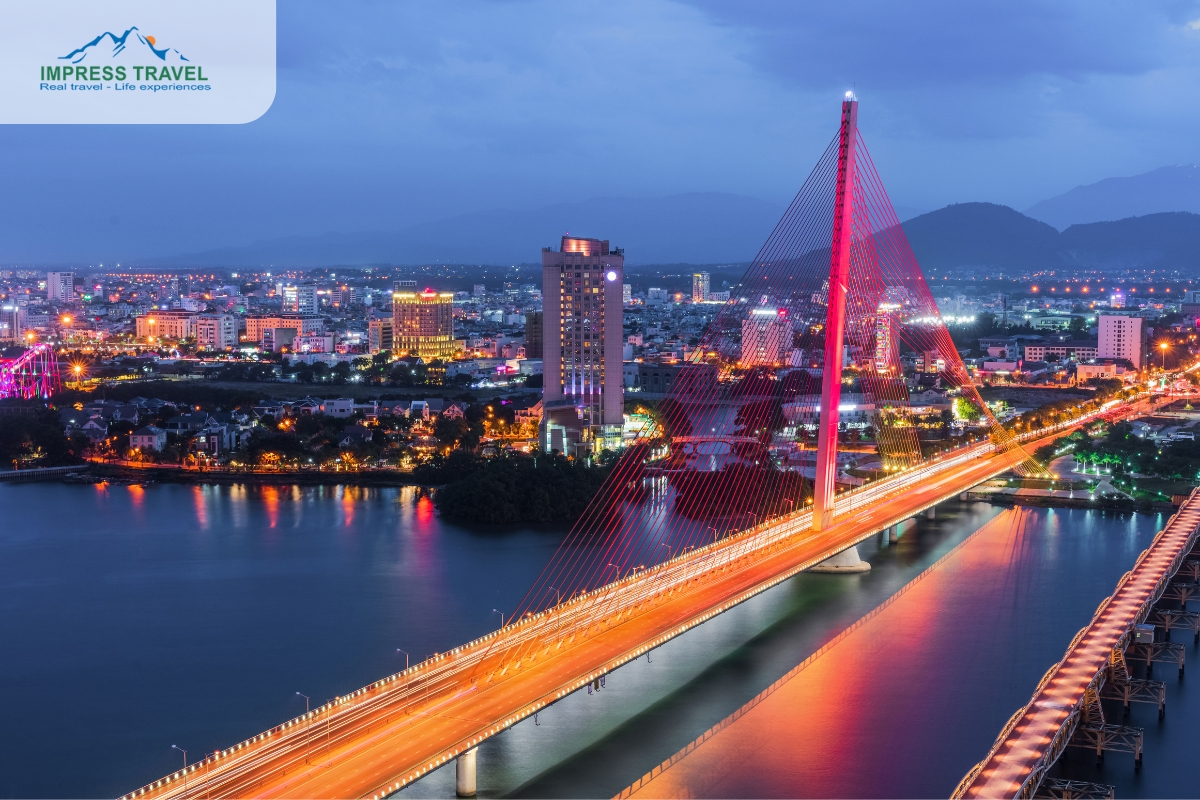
957,489 -> 1200,799
124,404 -> 1150,800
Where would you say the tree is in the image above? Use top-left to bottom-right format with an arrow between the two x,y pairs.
0,408 -> 86,468
953,396 -> 981,421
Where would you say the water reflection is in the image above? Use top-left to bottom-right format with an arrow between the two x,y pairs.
620,508 -> 1158,799
0,482 -> 561,799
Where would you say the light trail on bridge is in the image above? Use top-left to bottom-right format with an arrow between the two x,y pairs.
122,399 -> 1151,800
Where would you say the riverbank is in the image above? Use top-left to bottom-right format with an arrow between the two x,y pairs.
82,461 -> 425,486
961,486 -> 1178,513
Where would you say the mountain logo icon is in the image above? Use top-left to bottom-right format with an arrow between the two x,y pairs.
59,26 -> 189,65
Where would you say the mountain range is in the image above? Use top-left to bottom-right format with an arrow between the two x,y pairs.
903,203 -> 1200,273
130,165 -> 1200,272
1025,165 -> 1200,230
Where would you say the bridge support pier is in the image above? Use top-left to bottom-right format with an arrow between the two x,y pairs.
456,748 -> 477,797
810,544 -> 870,573
889,524 -> 901,543
926,506 -> 936,520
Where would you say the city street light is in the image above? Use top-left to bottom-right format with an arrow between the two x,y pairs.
1159,341 -> 1170,369
396,648 -> 409,670
493,609 -> 506,627
171,745 -> 188,797
296,692 -> 310,713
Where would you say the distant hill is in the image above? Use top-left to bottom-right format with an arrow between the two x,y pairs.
902,204 -> 1200,272
135,193 -> 786,268
901,203 -> 1061,271
1025,165 -> 1200,230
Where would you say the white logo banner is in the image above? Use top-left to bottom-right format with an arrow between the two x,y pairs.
0,0 -> 275,124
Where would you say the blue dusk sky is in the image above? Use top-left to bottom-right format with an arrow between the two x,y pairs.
3,0 -> 1200,263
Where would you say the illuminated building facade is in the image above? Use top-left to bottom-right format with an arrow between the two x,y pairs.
1097,313 -> 1145,369
368,318 -> 393,354
392,288 -> 455,360
244,315 -> 324,342
692,272 -> 710,303
135,310 -> 197,341
874,302 -> 900,373
46,271 -> 74,303
196,314 -> 237,350
282,284 -> 318,315
740,308 -> 791,366
541,235 -> 624,454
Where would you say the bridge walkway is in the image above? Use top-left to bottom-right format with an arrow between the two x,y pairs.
955,488 -> 1200,799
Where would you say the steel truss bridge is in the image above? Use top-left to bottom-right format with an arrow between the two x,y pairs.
0,343 -> 58,400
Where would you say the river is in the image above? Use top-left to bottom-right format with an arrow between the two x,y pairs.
0,482 -> 1188,798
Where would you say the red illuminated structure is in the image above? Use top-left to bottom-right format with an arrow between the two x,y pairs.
0,343 -> 59,400
813,93 -> 859,530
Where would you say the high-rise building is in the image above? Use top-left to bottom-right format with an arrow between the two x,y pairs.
296,285 -> 318,315
46,272 -> 74,303
622,283 -> 632,306
1097,314 -> 1145,369
473,284 -> 487,297
524,311 -> 543,359
331,286 -> 357,308
0,303 -> 19,343
281,284 -> 318,315
541,235 -> 624,454
874,302 -> 900,373
392,288 -> 455,360
740,308 -> 792,366
368,318 -> 393,354
196,314 -> 237,351
692,272 -> 710,303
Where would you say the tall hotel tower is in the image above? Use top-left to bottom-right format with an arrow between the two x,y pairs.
541,235 -> 624,456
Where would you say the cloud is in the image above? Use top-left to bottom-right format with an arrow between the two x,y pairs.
2,0 -> 1200,262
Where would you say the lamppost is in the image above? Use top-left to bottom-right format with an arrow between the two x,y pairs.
396,648 -> 409,670
171,745 -> 188,798
493,609 -> 506,628
1160,341 -> 1170,369
296,692 -> 314,764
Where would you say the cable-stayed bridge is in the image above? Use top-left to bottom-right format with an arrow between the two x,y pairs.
125,95 -> 1124,800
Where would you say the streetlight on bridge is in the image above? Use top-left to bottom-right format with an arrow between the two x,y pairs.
396,649 -> 409,670
170,745 -> 188,797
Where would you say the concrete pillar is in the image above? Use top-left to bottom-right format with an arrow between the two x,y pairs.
456,748 -> 477,797
810,544 -> 871,573
925,506 -> 936,520
889,524 -> 900,543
